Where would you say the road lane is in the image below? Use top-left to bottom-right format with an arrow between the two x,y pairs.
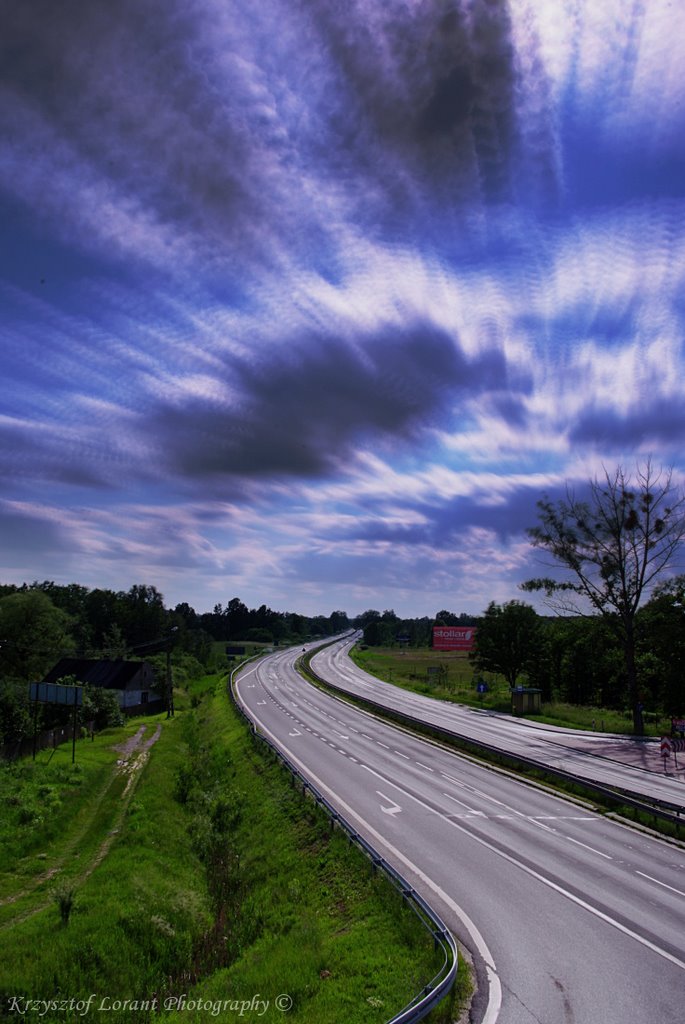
235,644 -> 685,1024
311,636 -> 685,807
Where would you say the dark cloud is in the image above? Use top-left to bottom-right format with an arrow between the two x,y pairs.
0,0 -> 281,269
570,399 -> 685,449
301,0 -> 523,206
151,321 -> 515,480
345,478 -> 585,549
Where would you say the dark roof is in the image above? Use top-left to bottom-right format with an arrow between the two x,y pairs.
44,658 -> 152,690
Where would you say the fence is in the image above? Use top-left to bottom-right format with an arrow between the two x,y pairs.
0,721 -> 92,762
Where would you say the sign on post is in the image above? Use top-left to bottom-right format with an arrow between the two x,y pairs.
29,682 -> 83,706
29,682 -> 84,763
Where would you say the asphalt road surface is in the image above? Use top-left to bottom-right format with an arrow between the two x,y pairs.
235,642 -> 685,1024
311,635 -> 685,809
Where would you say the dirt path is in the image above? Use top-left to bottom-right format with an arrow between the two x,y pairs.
0,723 -> 163,928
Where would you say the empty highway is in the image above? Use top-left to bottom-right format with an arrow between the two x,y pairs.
311,635 -> 685,809
236,642 -> 685,1024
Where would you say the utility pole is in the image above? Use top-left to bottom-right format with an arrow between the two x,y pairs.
165,638 -> 174,720
166,629 -> 177,718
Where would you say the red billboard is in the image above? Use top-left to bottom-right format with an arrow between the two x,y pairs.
432,626 -> 477,652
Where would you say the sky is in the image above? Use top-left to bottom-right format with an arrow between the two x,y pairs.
1,0 -> 685,618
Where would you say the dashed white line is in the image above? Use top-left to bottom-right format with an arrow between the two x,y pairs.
635,871 -> 685,898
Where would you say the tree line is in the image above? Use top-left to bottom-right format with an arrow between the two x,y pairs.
0,582 -> 351,748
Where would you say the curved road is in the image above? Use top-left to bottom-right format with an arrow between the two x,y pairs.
236,641 -> 685,1024
311,635 -> 685,809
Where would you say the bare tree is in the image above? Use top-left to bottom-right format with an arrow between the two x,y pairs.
521,461 -> 685,734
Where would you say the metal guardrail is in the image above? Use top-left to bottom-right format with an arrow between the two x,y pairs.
228,655 -> 459,1024
303,655 -> 685,835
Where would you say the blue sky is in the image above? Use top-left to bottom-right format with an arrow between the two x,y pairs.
1,0 -> 685,617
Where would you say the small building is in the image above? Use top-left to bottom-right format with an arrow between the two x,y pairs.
511,687 -> 542,715
44,659 -> 162,716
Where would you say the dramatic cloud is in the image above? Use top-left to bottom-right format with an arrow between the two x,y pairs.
1,0 -> 684,615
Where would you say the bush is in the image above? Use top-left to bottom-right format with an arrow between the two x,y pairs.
81,686 -> 124,731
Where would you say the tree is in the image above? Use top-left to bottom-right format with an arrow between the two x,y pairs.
637,576 -> 685,717
469,600 -> 542,688
0,590 -> 75,682
522,461 -> 685,734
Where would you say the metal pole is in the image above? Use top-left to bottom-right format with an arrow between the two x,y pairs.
32,699 -> 39,761
72,687 -> 78,764
166,642 -> 174,718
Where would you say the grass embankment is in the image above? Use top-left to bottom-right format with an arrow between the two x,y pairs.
0,673 -> 465,1023
350,646 -> 663,735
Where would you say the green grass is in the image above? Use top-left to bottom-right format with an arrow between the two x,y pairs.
158,679 -> 458,1023
350,645 -> 663,735
0,673 -> 466,1024
0,715 -> 212,1019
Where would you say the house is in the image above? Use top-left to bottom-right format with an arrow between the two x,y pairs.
44,659 -> 162,715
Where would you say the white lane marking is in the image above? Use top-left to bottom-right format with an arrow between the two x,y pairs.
395,750 -> 410,760
289,728 -> 302,737
377,741 -> 390,749
238,690 -> 502,1024
336,732 -> 350,739
561,835 -> 612,860
257,701 -> 266,706
527,818 -> 555,834
441,772 -> 464,786
416,762 -> 435,772
359,764 -> 685,973
636,871 -> 685,898
377,791 -> 402,816
443,792 -> 485,816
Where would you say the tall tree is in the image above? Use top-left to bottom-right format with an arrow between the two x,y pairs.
469,600 -> 542,688
522,461 -> 685,734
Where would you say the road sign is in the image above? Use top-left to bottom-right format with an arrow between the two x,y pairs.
477,682 -> 488,694
660,736 -> 673,756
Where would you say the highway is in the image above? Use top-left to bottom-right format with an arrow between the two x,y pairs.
235,641 -> 685,1024
311,635 -> 685,809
